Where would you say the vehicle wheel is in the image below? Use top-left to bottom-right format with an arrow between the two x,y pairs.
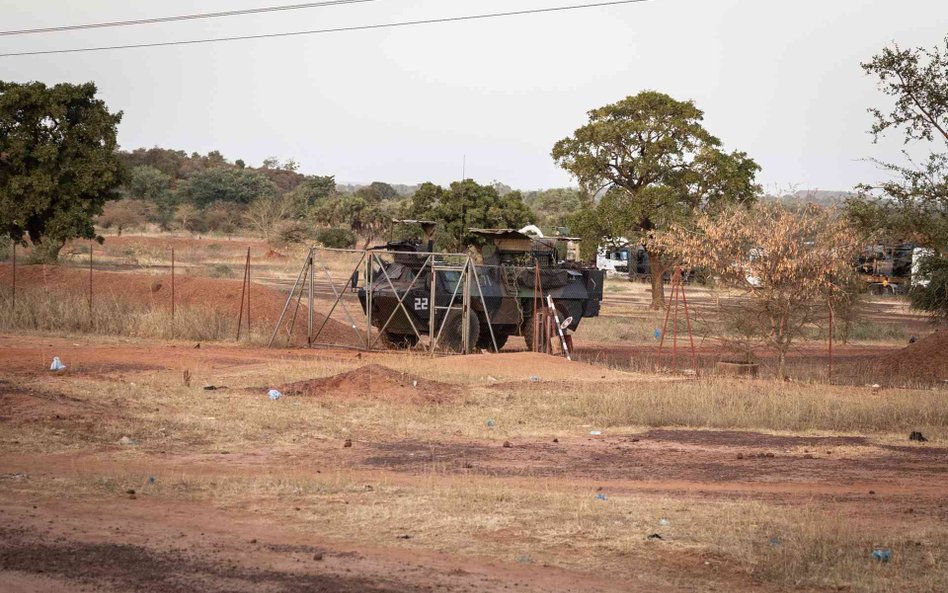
476,327 -> 508,352
438,310 -> 480,353
380,331 -> 419,350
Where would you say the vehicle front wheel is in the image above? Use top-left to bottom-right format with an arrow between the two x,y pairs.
476,327 -> 508,352
437,310 -> 480,353
380,331 -> 419,350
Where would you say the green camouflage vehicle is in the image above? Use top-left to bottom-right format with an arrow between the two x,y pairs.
357,228 -> 604,352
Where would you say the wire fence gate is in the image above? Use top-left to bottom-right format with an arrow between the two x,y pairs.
267,247 -> 499,354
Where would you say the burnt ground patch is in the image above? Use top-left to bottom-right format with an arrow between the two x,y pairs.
359,434 -> 948,486
0,527 -> 421,593
640,429 -> 868,448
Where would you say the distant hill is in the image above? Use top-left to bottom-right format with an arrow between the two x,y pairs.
337,182 -> 420,197
762,190 -> 855,207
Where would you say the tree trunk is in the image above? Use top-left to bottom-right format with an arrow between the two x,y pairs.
33,238 -> 65,263
777,349 -> 788,380
649,260 -> 666,310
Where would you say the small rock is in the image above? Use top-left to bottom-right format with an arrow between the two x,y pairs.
502,440 -> 512,448
737,453 -> 744,459
250,539 -> 257,544
126,489 -> 136,495
313,553 -> 324,561
364,485 -> 374,491
552,437 -> 559,443
396,534 -> 412,540
631,438 -> 640,443
909,431 -> 928,442
646,533 -> 663,540
868,490 -> 876,495
765,452 -> 775,458
803,454 -> 815,459
343,439 -> 352,448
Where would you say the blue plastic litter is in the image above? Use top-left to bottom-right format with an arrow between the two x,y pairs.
148,476 -> 156,485
595,493 -> 608,501
486,419 -> 496,428
268,389 -> 283,401
654,329 -> 662,340
872,548 -> 892,562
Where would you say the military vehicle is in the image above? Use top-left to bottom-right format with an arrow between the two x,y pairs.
357,226 -> 604,352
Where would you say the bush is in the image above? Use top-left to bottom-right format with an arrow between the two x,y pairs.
315,227 -> 355,249
0,236 -> 12,261
206,264 -> 234,278
275,220 -> 310,246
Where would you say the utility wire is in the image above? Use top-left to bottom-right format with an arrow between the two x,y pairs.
0,0 -> 653,58
0,0 -> 385,37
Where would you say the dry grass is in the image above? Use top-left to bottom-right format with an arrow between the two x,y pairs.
6,469 -> 944,593
0,289 -> 268,343
6,354 -> 946,459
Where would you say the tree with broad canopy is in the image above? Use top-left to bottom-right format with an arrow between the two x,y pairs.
552,91 -> 760,309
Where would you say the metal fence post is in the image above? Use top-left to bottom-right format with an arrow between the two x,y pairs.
171,247 -> 175,338
88,241 -> 93,321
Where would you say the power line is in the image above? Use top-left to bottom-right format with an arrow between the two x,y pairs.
0,0 -> 385,37
0,0 -> 653,58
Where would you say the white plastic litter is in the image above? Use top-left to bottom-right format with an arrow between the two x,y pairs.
659,518 -> 670,526
590,430 -> 602,436
268,389 -> 283,401
49,356 -> 66,372
529,375 -> 540,382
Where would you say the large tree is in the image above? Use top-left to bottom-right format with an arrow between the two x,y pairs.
181,167 -> 277,208
409,179 -> 534,251
552,91 -> 760,308
847,36 -> 948,317
128,165 -> 176,229
1,81 -> 124,261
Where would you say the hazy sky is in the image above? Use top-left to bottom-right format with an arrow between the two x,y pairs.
1,0 -> 946,191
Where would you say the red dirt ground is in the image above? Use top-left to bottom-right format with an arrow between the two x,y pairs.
0,263 -> 364,347
877,328 -> 948,383
1,336 -> 946,592
276,364 -> 461,404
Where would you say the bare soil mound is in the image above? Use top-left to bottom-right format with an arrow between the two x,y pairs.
878,329 -> 948,384
0,264 -> 362,347
277,364 -> 459,404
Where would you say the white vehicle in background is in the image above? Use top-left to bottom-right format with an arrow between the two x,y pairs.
912,247 -> 935,287
596,239 -> 632,277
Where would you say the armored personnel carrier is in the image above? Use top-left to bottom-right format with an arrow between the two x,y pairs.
357,226 -> 604,352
